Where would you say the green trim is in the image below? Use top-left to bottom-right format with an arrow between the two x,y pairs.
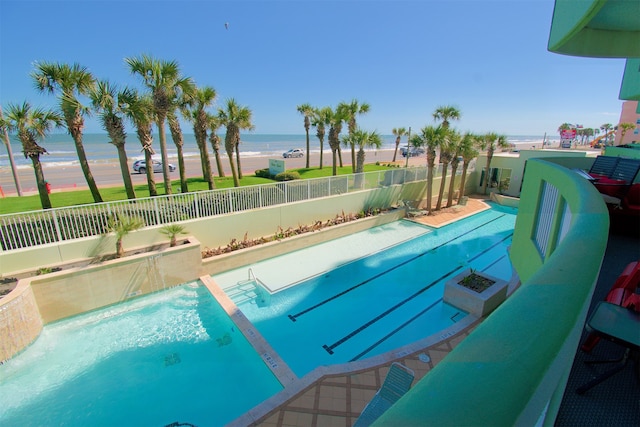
620,59 -> 640,101
548,0 -> 640,58
377,159 -> 609,426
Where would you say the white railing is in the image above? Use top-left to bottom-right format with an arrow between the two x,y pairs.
0,167 -> 427,252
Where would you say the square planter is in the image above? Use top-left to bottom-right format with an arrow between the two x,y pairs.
444,268 -> 508,316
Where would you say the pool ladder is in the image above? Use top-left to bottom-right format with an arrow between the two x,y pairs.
227,268 -> 271,307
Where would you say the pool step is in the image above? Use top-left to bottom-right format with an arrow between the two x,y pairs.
227,279 -> 271,307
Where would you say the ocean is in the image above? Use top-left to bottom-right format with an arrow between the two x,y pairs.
0,133 -> 559,169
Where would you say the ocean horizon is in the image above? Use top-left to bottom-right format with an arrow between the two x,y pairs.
0,133 -> 559,169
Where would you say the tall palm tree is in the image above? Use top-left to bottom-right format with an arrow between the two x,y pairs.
119,88 -> 159,196
0,102 -> 63,209
411,125 -> 446,215
217,98 -> 254,187
456,132 -> 479,204
600,123 -> 613,145
297,103 -> 314,168
342,128 -> 383,174
479,132 -> 509,195
208,115 -> 225,178
167,111 -> 188,193
435,128 -> 456,210
445,130 -> 463,208
617,122 -> 635,145
558,122 -> 572,148
340,100 -> 370,173
433,105 -> 461,129
31,61 -> 102,203
185,86 -> 217,190
391,127 -> 407,162
327,107 -> 346,176
126,54 -> 193,194
312,106 -> 332,169
89,80 -> 136,199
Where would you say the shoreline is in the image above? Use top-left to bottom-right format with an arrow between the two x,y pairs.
0,148 -> 421,197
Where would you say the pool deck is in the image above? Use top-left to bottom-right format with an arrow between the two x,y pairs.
226,196 -> 496,427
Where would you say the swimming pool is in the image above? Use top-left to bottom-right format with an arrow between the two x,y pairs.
0,284 -> 283,426
213,205 -> 517,377
0,204 -> 517,426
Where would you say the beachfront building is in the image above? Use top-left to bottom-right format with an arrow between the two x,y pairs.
615,100 -> 640,145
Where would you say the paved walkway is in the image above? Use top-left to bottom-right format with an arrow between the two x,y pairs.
228,196 -> 492,427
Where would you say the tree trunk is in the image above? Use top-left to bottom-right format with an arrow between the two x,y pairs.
392,137 -> 400,162
436,163 -> 449,210
318,136 -> 324,169
144,149 -> 158,196
350,143 -> 356,173
156,115 -> 172,194
235,142 -> 243,180
458,162 -> 469,202
70,127 -> 103,203
168,117 -> 188,193
227,149 -> 239,187
116,145 -> 136,199
305,124 -> 310,169
210,134 -> 225,178
483,152 -> 493,195
446,161 -> 458,208
116,238 -> 124,258
31,156 -> 51,209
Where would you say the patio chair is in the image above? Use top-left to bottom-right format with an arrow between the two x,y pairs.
591,157 -> 640,199
402,200 -> 427,217
354,362 -> 415,427
581,259 -> 640,353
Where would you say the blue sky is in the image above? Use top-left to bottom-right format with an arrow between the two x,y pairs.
0,0 -> 628,137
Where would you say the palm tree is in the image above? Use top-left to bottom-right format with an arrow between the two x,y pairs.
343,128 -> 383,174
126,54 -> 193,194
297,103 -> 314,168
445,130 -> 463,208
391,127 -> 407,162
433,105 -> 461,129
435,128 -> 456,210
89,80 -> 136,199
217,99 -> 254,187
159,223 -> 188,247
558,122 -> 572,147
312,106 -> 332,169
327,107 -> 346,176
617,122 -> 635,145
600,123 -> 613,145
31,61 -> 102,203
340,100 -> 370,173
0,105 -> 23,196
0,102 -> 63,209
456,132 -> 479,204
185,86 -> 217,190
411,125 -> 446,215
107,214 -> 144,258
119,88 -> 158,196
479,132 -> 509,195
208,115 -> 225,178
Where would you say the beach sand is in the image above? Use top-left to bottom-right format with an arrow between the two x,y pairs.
0,149 -> 425,196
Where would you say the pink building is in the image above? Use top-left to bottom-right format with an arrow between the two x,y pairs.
614,100 -> 640,145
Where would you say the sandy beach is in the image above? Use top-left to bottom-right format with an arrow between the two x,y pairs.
0,149 -> 425,197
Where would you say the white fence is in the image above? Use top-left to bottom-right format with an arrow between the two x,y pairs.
0,167 -> 428,252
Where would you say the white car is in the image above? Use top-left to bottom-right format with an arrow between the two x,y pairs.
132,160 -> 176,174
283,148 -> 304,158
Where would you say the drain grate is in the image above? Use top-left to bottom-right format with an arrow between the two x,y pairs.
164,352 -> 181,366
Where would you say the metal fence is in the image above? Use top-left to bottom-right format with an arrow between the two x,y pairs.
0,167 -> 428,252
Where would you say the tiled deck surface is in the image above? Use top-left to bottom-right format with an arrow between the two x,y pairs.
239,197 -> 490,427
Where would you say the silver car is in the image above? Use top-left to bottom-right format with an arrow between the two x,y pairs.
132,160 -> 176,174
283,148 -> 304,158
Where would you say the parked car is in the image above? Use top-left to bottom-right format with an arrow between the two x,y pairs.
132,160 -> 176,174
283,148 -> 304,158
401,146 -> 425,157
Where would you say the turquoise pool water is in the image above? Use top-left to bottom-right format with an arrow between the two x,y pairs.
213,204 -> 517,377
0,204 -> 517,426
0,284 -> 282,426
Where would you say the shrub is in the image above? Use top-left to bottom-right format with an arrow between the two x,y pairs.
254,168 -> 272,179
275,171 -> 301,181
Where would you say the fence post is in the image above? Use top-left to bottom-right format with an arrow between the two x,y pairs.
153,198 -> 161,225
227,189 -> 234,213
51,209 -> 63,243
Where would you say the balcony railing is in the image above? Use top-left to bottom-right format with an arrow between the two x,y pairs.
0,167 -> 427,252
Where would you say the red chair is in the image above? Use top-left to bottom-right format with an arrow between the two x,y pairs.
581,260 -> 640,352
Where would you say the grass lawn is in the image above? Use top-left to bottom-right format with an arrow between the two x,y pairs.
0,163 -> 400,214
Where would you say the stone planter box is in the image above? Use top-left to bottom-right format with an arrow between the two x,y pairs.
444,268 -> 508,316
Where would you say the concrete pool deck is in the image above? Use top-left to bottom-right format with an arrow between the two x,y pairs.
225,196 -> 496,427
